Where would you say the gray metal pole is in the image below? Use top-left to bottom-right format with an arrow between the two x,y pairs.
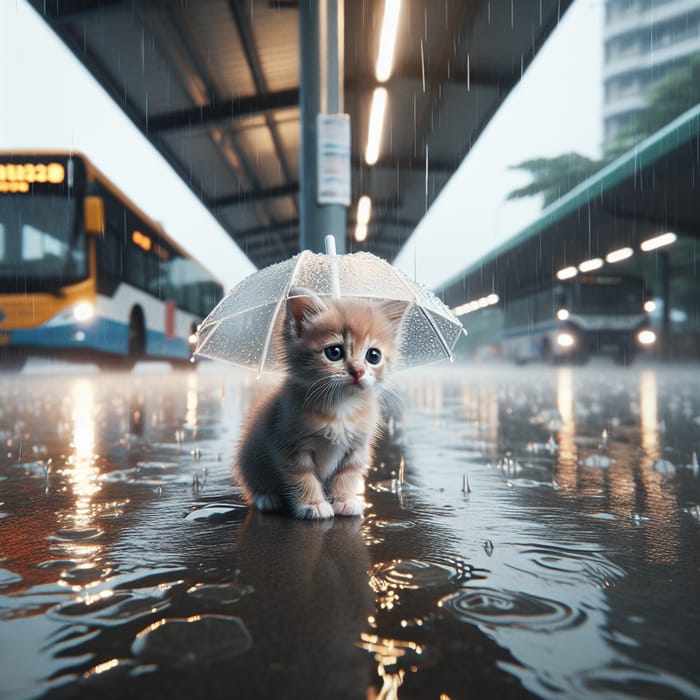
299,0 -> 346,254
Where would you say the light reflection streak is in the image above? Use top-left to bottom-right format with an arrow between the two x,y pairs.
639,370 -> 660,463
185,372 -> 199,433
637,370 -> 679,564
554,368 -> 577,492
68,379 -> 101,530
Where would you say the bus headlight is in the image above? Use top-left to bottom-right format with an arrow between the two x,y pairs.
73,301 -> 95,323
556,332 -> 576,348
637,329 -> 656,345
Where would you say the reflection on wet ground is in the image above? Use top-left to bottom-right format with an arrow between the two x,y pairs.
1,362 -> 699,699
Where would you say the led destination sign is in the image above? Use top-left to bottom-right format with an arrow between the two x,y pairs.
0,162 -> 66,193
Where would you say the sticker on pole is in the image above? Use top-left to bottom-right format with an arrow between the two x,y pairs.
317,114 -> 351,206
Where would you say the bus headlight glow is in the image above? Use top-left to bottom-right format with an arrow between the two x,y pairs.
556,308 -> 570,321
556,332 -> 576,348
637,329 -> 656,345
643,300 -> 656,313
73,302 -> 95,323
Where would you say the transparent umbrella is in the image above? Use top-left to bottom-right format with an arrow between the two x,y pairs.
195,236 -> 464,376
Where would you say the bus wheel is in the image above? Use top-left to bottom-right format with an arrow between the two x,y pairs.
0,349 -> 27,372
127,309 -> 146,366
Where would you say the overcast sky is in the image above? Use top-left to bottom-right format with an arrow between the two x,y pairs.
0,0 -> 256,290
394,0 -> 604,290
0,0 -> 603,295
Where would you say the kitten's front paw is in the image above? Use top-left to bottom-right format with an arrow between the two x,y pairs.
332,499 -> 364,517
254,494 -> 283,512
295,501 -> 334,520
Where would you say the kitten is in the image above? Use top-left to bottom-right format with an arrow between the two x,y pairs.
235,287 -> 404,520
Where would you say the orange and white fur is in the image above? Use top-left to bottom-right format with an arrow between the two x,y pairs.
235,288 -> 404,519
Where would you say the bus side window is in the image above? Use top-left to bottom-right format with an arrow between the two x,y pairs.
126,242 -> 148,290
96,232 -> 121,296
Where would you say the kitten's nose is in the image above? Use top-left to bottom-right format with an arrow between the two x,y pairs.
348,363 -> 365,382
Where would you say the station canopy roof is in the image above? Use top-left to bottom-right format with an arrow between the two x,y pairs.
437,104 -> 700,309
28,0 -> 573,270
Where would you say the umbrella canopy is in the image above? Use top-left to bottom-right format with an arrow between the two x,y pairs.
195,245 -> 464,376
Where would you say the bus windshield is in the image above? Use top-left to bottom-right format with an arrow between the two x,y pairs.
0,194 -> 87,293
573,278 -> 644,315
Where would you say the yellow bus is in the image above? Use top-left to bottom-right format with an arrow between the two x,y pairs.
0,151 -> 223,370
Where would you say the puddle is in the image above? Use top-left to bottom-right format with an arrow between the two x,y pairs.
0,367 -> 699,699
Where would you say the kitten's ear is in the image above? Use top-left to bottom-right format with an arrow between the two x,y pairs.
287,287 -> 328,337
381,300 -> 408,335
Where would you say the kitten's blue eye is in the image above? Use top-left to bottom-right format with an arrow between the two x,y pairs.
366,348 -> 382,365
324,345 -> 344,362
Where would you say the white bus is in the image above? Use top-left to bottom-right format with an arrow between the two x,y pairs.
0,151 -> 223,370
502,273 -> 656,365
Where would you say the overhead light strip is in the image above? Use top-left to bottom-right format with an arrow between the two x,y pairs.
375,0 -> 402,82
365,87 -> 388,166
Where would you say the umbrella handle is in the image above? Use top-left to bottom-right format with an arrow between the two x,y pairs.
325,235 -> 341,298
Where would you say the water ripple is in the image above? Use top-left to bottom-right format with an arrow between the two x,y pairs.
439,587 -> 583,631
369,557 -> 488,592
507,544 -> 625,587
131,614 -> 252,666
50,588 -> 171,626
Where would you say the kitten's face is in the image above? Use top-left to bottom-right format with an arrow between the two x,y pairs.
284,290 -> 404,406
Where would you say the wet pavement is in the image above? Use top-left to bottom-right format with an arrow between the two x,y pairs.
1,361 -> 699,699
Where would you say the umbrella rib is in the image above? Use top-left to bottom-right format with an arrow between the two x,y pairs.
388,267 -> 454,361
255,252 -> 306,378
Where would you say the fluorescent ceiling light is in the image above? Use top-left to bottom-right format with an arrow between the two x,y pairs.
375,0 -> 402,82
357,195 -> 372,225
556,266 -> 578,280
354,223 -> 368,242
641,232 -> 677,252
578,257 -> 604,272
365,87 -> 388,166
605,247 -> 633,263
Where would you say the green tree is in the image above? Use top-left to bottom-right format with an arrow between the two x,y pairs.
506,153 -> 602,207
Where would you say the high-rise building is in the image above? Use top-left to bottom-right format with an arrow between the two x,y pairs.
603,0 -> 700,140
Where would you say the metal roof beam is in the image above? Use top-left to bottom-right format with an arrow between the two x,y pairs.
345,66 -> 518,93
211,183 -> 300,208
38,0 -> 125,22
146,89 -> 299,133
227,1 -> 296,192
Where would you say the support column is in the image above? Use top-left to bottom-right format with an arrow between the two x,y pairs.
661,251 -> 671,360
299,0 -> 346,254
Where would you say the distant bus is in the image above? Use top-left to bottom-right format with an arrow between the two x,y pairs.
0,152 -> 223,370
502,273 -> 656,365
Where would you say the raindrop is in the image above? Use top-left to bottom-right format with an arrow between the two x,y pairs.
580,454 -> 615,468
371,519 -> 416,530
185,503 -> 247,522
652,459 -> 675,475
683,504 -> 700,521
